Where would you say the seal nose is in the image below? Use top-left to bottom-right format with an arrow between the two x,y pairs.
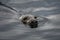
29,20 -> 38,28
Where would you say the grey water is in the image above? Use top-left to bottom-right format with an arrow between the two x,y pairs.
0,0 -> 60,40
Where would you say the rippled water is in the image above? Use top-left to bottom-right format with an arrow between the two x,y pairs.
0,0 -> 60,40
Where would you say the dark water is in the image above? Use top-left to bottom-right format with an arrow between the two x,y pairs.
0,0 -> 60,40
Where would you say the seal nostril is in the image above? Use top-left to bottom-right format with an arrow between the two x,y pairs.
35,21 -> 38,23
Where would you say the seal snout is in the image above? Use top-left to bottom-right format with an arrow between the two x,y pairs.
28,20 -> 38,28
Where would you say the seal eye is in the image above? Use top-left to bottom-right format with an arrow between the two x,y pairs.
23,17 -> 28,20
34,16 -> 37,19
22,17 -> 28,24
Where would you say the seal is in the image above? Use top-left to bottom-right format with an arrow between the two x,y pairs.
19,14 -> 38,28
